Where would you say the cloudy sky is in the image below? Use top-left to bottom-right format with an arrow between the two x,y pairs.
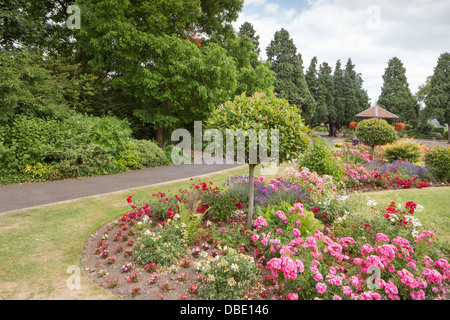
232,0 -> 450,104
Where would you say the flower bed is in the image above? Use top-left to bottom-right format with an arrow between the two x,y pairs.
82,174 -> 450,300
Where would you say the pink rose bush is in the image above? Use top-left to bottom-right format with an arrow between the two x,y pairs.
249,200 -> 448,300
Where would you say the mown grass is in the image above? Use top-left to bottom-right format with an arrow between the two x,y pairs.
358,187 -> 450,243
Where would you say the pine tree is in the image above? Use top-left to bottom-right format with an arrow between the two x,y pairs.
266,28 -> 316,122
424,52 -> 450,143
378,57 -> 419,126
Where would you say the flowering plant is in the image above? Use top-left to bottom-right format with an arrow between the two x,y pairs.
107,278 -> 119,289
395,123 -> 406,131
178,271 -> 188,282
131,288 -> 141,297
144,262 -> 157,273
181,260 -> 190,268
121,262 -> 133,272
196,246 -> 260,300
148,273 -> 159,284
160,280 -> 170,292
127,273 -> 140,283
134,218 -> 187,267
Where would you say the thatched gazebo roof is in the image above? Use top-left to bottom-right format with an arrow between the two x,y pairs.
355,104 -> 398,123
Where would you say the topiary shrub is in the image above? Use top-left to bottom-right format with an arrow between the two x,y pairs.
424,146 -> 450,181
355,118 -> 397,159
382,139 -> 423,163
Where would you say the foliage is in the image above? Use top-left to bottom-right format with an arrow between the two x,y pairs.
134,218 -> 188,267
0,50 -> 76,124
424,146 -> 450,181
330,59 -> 370,135
382,139 -> 423,163
0,114 -> 169,184
206,92 -> 310,227
196,246 -> 260,300
378,57 -> 420,126
116,139 -> 171,170
266,28 -> 316,122
355,118 -> 397,155
296,133 -> 344,180
424,52 -> 450,142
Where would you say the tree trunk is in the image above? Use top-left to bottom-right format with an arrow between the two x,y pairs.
246,163 -> 256,229
156,127 -> 164,148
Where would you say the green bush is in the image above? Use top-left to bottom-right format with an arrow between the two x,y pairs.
131,139 -> 171,167
0,114 -> 171,184
296,133 -> 344,180
424,146 -> 450,181
382,139 -> 423,163
432,127 -> 445,135
444,129 -> 449,140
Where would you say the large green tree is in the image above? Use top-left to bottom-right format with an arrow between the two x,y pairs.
0,49 -> 98,124
378,57 -> 420,126
424,52 -> 450,143
73,0 -> 246,146
330,60 -> 346,135
228,32 -> 275,97
0,0 -> 78,57
266,28 -> 316,122
307,60 -> 335,129
342,58 -> 365,126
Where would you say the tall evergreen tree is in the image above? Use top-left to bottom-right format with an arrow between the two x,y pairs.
266,28 -> 316,122
342,58 -> 363,125
330,60 -> 346,136
316,62 -> 335,128
238,22 -> 261,66
378,57 -> 420,126
424,52 -> 450,143
305,57 -> 319,102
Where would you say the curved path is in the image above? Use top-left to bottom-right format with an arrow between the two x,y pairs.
0,160 -> 245,215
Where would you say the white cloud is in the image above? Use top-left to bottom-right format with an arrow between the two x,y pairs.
265,3 -> 279,14
234,0 -> 450,103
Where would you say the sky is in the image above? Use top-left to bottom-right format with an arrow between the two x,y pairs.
232,0 -> 450,104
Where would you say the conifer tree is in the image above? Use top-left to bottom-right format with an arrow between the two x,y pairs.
266,28 -> 316,122
424,52 -> 450,143
378,57 -> 419,126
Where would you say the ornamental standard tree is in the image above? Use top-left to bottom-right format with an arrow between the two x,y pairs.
205,92 -> 310,228
355,118 -> 397,159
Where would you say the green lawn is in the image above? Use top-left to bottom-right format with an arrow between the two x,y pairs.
359,187 -> 450,243
0,163 -> 448,300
